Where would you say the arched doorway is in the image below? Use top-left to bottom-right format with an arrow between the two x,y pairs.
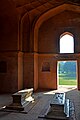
57,32 -> 77,89
57,60 -> 77,89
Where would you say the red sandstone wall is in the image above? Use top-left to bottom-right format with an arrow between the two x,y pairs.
1,2 -> 80,93
23,53 -> 34,89
21,14 -> 30,52
18,52 -> 23,90
0,0 -> 18,51
38,10 -> 80,90
38,11 -> 80,53
0,1 -> 19,93
23,53 -> 38,91
0,52 -> 18,93
34,53 -> 38,91
38,55 -> 57,90
77,59 -> 80,90
22,10 -> 80,90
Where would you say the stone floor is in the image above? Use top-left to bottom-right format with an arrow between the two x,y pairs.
0,86 -> 80,120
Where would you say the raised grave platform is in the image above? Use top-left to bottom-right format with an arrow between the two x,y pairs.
39,92 -> 75,120
6,88 -> 34,111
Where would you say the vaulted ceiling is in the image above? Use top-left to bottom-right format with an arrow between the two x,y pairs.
0,0 -> 80,52
13,0 -> 80,8
12,0 -> 80,23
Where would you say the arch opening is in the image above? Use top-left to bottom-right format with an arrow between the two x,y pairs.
57,60 -> 77,90
60,32 -> 74,53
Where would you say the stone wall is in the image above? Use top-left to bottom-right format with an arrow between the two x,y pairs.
38,11 -> 80,53
0,1 -> 80,93
38,54 -> 57,90
0,52 -> 18,93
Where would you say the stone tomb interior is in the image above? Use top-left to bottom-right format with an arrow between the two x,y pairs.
0,88 -> 76,120
39,92 -> 75,120
0,0 -> 80,120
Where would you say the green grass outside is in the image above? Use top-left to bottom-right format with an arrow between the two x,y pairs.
59,74 -> 77,85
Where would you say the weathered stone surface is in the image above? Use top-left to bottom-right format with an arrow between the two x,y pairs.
39,93 -> 74,120
6,88 -> 34,111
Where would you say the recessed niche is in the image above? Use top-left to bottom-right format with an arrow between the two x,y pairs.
0,61 -> 7,73
42,62 -> 50,72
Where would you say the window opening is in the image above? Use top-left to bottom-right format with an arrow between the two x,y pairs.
60,32 -> 74,53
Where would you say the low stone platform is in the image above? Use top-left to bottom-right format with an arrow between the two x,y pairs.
6,88 -> 34,111
39,93 -> 75,120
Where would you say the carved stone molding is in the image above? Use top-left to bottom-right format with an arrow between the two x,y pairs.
54,54 -> 80,60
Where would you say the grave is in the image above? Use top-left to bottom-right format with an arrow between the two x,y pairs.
6,88 -> 34,111
39,92 -> 75,120
45,93 -> 69,119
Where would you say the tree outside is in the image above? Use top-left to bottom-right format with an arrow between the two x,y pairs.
58,61 -> 77,85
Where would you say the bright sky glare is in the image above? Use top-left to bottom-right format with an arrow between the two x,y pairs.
60,34 -> 74,53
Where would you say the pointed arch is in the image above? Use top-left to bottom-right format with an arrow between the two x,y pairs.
60,32 -> 74,53
34,4 -> 80,52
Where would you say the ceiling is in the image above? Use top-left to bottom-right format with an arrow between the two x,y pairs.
13,0 -> 80,17
12,0 -> 80,21
13,0 -> 80,8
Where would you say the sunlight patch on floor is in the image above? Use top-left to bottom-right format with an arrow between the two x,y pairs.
43,85 -> 77,95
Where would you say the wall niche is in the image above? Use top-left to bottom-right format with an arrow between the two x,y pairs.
0,61 -> 7,73
42,62 -> 50,72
